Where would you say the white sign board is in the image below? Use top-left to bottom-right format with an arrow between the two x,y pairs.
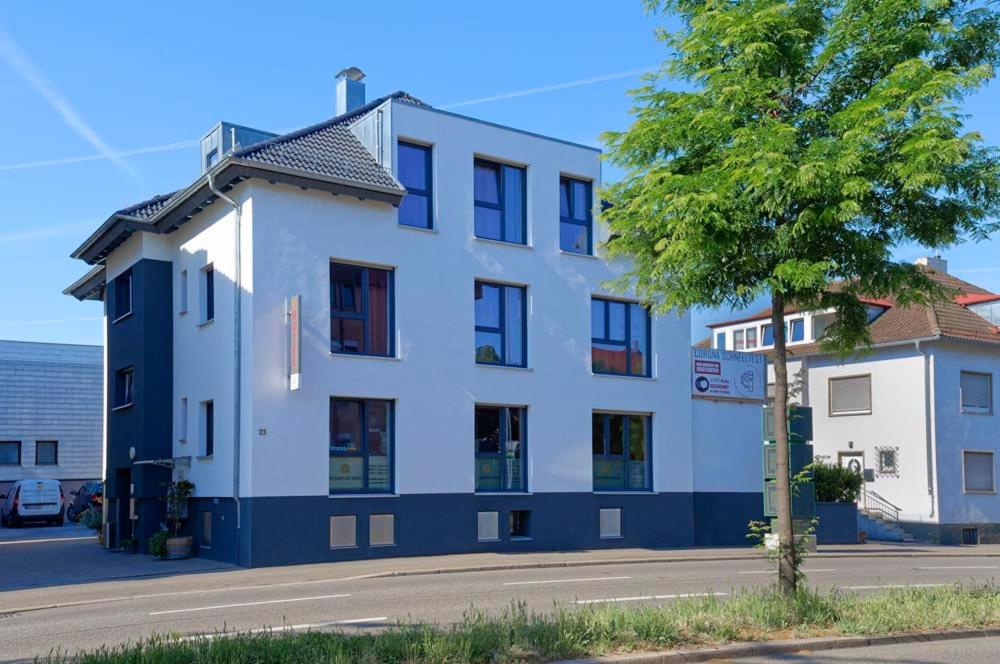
691,347 -> 766,401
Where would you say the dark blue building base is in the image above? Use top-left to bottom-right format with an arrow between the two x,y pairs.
186,492 -> 765,568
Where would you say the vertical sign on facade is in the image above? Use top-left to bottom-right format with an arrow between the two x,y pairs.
289,294 -> 301,391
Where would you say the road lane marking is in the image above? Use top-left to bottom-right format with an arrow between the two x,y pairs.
738,569 -> 835,575
574,592 -> 727,605
149,593 -> 351,615
844,583 -> 949,590
0,536 -> 96,546
504,576 -> 631,586
914,566 -> 998,570
178,616 -> 388,641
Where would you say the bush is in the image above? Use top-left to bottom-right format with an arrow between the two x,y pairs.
148,530 -> 169,559
80,507 -> 103,531
813,461 -> 862,503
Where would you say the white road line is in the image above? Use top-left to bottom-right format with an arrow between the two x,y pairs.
0,536 -> 96,546
574,592 -> 727,605
844,583 -> 950,590
149,593 -> 351,616
914,566 -> 998,570
179,617 -> 388,641
738,569 -> 835,575
504,576 -> 631,586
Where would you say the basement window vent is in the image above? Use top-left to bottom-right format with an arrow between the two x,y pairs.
369,514 -> 395,547
330,515 -> 357,549
477,511 -> 499,542
599,508 -> 622,539
963,528 -> 980,546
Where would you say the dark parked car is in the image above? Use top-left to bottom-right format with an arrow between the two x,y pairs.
67,481 -> 102,522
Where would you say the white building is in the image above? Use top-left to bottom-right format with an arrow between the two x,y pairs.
705,257 -> 1000,544
0,340 -> 103,497
66,69 -> 760,566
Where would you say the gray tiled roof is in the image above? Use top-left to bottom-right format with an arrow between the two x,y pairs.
116,191 -> 179,220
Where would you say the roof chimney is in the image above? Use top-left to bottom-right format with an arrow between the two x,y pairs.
336,67 -> 366,116
915,256 -> 948,273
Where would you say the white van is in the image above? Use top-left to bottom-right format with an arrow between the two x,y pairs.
1,479 -> 64,527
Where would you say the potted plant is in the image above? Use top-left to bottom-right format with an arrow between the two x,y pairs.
164,479 -> 195,559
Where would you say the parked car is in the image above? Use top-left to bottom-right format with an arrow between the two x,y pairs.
67,481 -> 103,522
1,479 -> 65,527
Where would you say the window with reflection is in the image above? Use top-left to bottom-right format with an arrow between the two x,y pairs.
592,412 -> 651,491
474,159 -> 526,244
398,141 -> 432,229
330,262 -> 393,356
591,298 -> 650,377
474,405 -> 526,492
559,177 -> 592,254
330,398 -> 393,494
475,281 -> 526,367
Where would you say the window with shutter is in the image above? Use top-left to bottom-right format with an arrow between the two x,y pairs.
829,375 -> 872,415
961,372 -> 992,414
963,451 -> 995,493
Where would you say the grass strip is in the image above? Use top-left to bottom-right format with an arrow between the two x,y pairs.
51,584 -> 1000,663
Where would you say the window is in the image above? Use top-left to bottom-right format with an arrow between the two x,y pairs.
591,298 -> 650,377
477,511 -> 500,542
592,412 -> 651,491
559,177 -> 592,254
206,148 -> 219,169
715,332 -> 726,349
474,406 -> 526,492
509,510 -> 530,538
330,515 -> 357,549
790,318 -> 805,342
812,313 -> 835,340
398,141 -> 432,229
877,448 -> 897,475
179,270 -> 188,314
829,375 -> 872,415
370,514 -> 396,546
329,398 -> 393,494
734,329 -> 746,350
745,327 -> 758,349
179,397 -> 188,443
200,400 -> 214,457
961,371 -> 993,414
474,159 -> 526,244
35,441 -> 57,465
963,451 -> 995,493
200,265 -> 214,323
599,507 -> 622,539
113,269 -> 132,321
330,262 -> 394,357
114,367 -> 134,409
762,324 -> 774,346
474,282 -> 526,366
201,511 -> 212,548
0,441 -> 21,466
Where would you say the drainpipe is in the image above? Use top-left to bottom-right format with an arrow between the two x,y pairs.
916,339 -> 936,518
207,171 -> 243,564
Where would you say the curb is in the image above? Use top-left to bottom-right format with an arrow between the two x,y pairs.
557,627 -> 1000,662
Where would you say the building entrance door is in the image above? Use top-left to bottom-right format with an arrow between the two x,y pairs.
838,451 -> 864,477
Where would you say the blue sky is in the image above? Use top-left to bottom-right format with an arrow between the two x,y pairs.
1,2 -> 997,347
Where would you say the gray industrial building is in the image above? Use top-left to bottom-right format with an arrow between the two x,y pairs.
0,340 -> 103,497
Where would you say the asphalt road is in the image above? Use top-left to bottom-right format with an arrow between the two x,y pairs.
743,636 -> 1000,663
4,548 -> 1000,661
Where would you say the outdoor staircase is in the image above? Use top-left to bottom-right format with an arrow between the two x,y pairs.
858,488 -> 917,542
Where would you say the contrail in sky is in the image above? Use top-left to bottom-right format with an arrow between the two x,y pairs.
0,30 -> 138,177
0,139 -> 199,172
440,67 -> 655,109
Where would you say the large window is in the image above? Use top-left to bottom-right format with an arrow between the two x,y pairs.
35,441 -> 58,465
963,451 -> 995,493
961,371 -> 993,414
559,177 -> 592,254
114,367 -> 134,409
113,269 -> 132,321
398,141 -> 432,229
0,441 -> 20,466
474,159 -> 526,244
330,262 -> 394,357
475,281 -> 526,367
330,398 -> 393,494
829,374 -> 872,416
474,406 -> 526,492
592,412 -> 651,491
591,298 -> 650,377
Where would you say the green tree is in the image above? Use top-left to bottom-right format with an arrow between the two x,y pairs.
603,0 -> 1000,593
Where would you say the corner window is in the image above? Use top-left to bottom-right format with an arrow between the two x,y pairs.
114,367 -> 134,409
0,441 -> 21,466
199,265 -> 215,324
330,262 -> 394,357
398,141 -> 432,229
591,298 -> 650,377
35,441 -> 58,465
475,406 -> 526,492
963,451 -> 995,493
559,177 -> 592,254
715,332 -> 726,349
593,412 -> 651,491
113,269 -> 132,321
200,400 -> 214,457
829,374 -> 872,416
961,371 -> 993,414
474,159 -> 526,244
474,281 -> 526,367
329,398 -> 393,494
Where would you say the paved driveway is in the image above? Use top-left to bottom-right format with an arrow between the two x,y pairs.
0,522 -> 231,592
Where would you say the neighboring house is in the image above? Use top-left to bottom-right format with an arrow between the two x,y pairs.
0,340 -> 103,498
703,257 -> 1000,544
64,68 -> 760,567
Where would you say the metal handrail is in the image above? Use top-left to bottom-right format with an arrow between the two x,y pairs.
861,487 -> 900,522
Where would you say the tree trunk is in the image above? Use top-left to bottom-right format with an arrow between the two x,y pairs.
771,291 -> 796,594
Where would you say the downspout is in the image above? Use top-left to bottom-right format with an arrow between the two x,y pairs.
916,339 -> 935,518
207,172 -> 243,564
